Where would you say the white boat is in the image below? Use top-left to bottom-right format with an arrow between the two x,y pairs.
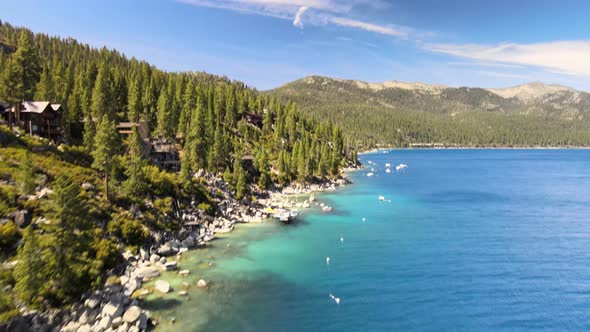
395,163 -> 408,171
378,196 -> 385,201
322,205 -> 332,212
385,163 -> 391,168
367,172 -> 374,177
385,168 -> 391,173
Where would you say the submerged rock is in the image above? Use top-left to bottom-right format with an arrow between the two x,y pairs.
155,280 -> 171,293
197,279 -> 208,288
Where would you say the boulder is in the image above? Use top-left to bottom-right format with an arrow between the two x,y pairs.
101,300 -> 123,319
111,317 -> 123,328
157,244 -> 174,256
122,306 -> 142,323
162,261 -> 177,271
197,279 -> 207,288
178,290 -> 188,296
84,297 -> 100,309
139,248 -> 148,261
76,324 -> 92,332
134,266 -> 160,279
78,309 -> 97,325
149,254 -> 160,264
154,280 -> 170,293
81,183 -> 96,191
178,269 -> 190,276
13,210 -> 31,228
61,321 -> 81,332
97,315 -> 112,331
181,236 -> 195,248
138,313 -> 148,330
128,326 -> 140,332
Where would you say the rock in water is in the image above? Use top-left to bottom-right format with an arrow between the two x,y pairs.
134,266 -> 160,279
155,280 -> 171,293
122,306 -> 142,323
197,279 -> 207,288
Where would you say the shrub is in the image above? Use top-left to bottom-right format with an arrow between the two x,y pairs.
0,221 -> 19,251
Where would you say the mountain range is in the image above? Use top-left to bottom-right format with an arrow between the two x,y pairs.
269,76 -> 590,147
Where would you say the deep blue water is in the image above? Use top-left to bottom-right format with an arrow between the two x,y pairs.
149,149 -> 590,331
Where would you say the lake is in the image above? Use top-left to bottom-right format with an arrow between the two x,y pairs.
146,149 -> 590,331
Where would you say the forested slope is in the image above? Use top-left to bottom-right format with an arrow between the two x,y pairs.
270,76 -> 590,148
0,21 -> 356,317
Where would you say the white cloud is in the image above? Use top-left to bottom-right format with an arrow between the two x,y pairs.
329,17 -> 407,38
428,41 -> 590,76
293,6 -> 309,28
177,0 -> 409,39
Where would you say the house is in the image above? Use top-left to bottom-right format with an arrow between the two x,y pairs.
148,137 -> 181,172
117,121 -> 150,140
243,111 -> 263,128
1,101 -> 63,140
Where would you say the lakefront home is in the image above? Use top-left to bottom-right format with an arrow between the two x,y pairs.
148,137 -> 181,172
0,101 -> 64,141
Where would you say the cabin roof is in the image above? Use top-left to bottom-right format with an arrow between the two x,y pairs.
20,101 -> 62,113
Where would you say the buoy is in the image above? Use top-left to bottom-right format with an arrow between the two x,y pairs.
326,257 -> 330,265
340,237 -> 344,242
362,217 -> 366,222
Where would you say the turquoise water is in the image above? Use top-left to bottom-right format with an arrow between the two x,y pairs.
146,149 -> 590,331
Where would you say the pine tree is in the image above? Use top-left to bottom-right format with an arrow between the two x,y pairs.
235,162 -> 248,200
48,174 -> 92,302
92,116 -> 119,170
0,56 -> 23,105
127,74 -> 142,122
92,115 -> 120,172
83,113 -> 96,152
90,61 -> 114,120
34,65 -> 54,101
155,84 -> 172,138
14,227 -> 45,304
123,127 -> 147,198
16,153 -> 36,196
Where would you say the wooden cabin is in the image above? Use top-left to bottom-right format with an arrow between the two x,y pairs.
148,137 -> 181,172
117,121 -> 150,140
1,101 -> 63,141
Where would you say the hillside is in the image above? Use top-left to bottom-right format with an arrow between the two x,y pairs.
270,76 -> 590,148
0,21 -> 356,327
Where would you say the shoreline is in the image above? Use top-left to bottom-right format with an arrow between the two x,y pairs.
51,173 -> 352,332
359,146 -> 590,154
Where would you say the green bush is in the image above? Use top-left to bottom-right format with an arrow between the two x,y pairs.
197,202 -> 215,215
0,221 -> 19,251
109,214 -> 149,247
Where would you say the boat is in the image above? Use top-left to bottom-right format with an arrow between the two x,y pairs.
385,168 -> 391,173
378,196 -> 385,201
395,163 -> 408,171
367,172 -> 374,177
322,206 -> 332,212
385,163 -> 391,168
273,209 -> 298,222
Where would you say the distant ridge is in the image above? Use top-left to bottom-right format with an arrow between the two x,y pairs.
270,75 -> 590,147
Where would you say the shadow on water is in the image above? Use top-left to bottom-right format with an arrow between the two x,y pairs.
143,298 -> 183,311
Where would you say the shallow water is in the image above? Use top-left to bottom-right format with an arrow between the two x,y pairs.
145,149 -> 590,331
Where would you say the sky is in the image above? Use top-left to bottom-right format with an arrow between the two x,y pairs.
2,0 -> 590,91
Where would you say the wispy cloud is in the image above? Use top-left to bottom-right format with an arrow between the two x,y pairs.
177,0 -> 411,38
329,17 -> 407,38
293,6 -> 309,28
429,41 -> 590,76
